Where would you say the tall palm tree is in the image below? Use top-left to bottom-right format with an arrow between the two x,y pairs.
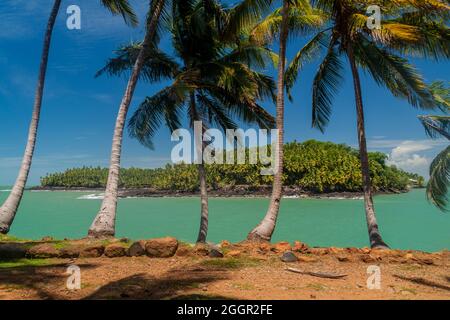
88,0 -> 167,237
247,0 -> 323,241
0,0 -> 137,234
285,0 -> 449,248
419,81 -> 450,211
89,0 -> 276,238
98,0 -> 277,243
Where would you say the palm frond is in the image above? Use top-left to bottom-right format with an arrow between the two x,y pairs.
429,80 -> 450,112
427,146 -> 450,212
101,0 -> 138,26
419,115 -> 450,140
311,43 -> 344,132
128,85 -> 187,148
224,0 -> 273,40
353,35 -> 435,110
285,29 -> 330,100
95,43 -> 179,82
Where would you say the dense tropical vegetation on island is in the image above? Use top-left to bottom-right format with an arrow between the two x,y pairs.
40,140 -> 423,193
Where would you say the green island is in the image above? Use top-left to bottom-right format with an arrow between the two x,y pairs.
39,140 -> 423,194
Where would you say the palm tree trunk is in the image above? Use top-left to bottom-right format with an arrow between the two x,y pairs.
347,46 -> 389,249
247,0 -> 289,242
197,161 -> 209,243
191,95 -> 209,244
88,0 -> 165,238
0,0 -> 62,234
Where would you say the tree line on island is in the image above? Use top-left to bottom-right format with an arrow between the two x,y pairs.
40,140 -> 424,193
0,1 -> 448,250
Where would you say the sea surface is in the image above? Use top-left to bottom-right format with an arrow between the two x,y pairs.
0,188 -> 448,252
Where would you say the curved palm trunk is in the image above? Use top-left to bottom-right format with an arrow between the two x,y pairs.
88,0 -> 165,238
347,46 -> 389,249
247,0 -> 289,242
0,0 -> 62,234
197,161 -> 209,243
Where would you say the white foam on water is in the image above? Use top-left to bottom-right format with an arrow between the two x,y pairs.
0,189 -> 12,192
77,193 -> 105,200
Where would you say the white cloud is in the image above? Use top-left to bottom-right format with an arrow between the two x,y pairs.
367,138 -> 448,177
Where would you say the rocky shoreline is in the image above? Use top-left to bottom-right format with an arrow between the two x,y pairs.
29,185 -> 410,199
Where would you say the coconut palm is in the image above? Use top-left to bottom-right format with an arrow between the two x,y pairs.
89,0 -> 277,238
0,0 -> 137,234
285,0 -> 449,248
98,0 -> 277,243
419,81 -> 450,211
88,0 -> 168,237
247,0 -> 324,241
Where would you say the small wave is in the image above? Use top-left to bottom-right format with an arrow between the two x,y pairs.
77,193 -> 104,200
0,189 -> 12,192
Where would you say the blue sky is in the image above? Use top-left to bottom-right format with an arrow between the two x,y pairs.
0,0 -> 448,185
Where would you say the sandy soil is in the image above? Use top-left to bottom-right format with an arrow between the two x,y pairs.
1,249 -> 449,300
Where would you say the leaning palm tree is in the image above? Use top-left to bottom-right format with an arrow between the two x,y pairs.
88,0 -> 168,237
98,0 -> 277,243
0,0 -> 137,234
89,0 -> 276,238
419,81 -> 450,211
247,0 -> 324,241
285,0 -> 449,248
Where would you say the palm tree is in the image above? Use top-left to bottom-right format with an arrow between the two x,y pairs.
247,0 -> 323,241
88,0 -> 167,238
285,0 -> 449,248
0,0 -> 137,234
419,81 -> 450,211
89,0 -> 276,238
98,0 -> 277,243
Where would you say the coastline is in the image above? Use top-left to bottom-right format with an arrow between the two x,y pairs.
28,185 -> 414,200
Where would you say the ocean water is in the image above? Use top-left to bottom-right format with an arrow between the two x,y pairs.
0,188 -> 448,252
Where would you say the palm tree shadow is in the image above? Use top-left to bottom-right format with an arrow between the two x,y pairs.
394,274 -> 450,292
83,266 -> 234,300
0,261 -> 99,299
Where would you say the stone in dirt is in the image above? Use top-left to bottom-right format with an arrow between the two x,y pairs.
193,243 -> 210,256
293,241 -> 310,253
281,251 -> 298,263
127,241 -> 146,257
105,244 -> 127,258
209,248 -> 224,258
175,245 -> 193,257
272,242 -> 292,253
27,244 -> 59,259
79,244 -> 105,258
59,246 -> 80,258
145,237 -> 178,258
336,255 -> 351,262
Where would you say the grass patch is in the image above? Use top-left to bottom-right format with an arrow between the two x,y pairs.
400,287 -> 417,295
0,259 -> 55,269
306,283 -> 328,291
52,241 -> 72,250
0,234 -> 30,243
232,283 -> 255,290
200,257 -> 262,269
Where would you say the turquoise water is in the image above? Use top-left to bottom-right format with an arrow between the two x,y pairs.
0,188 -> 449,252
